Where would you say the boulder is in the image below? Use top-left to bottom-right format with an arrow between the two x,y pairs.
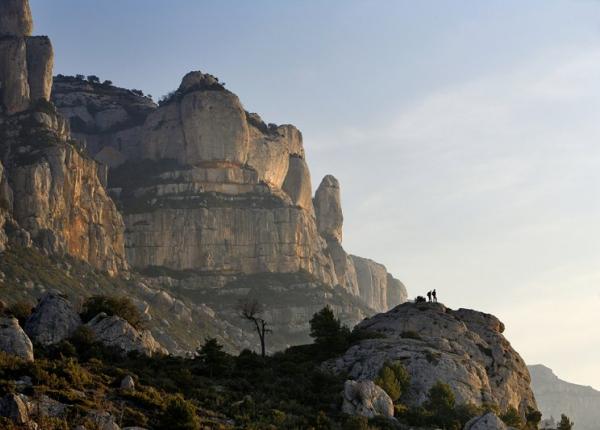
120,375 -> 136,391
86,313 -> 166,357
341,380 -> 394,418
0,317 -> 33,361
0,0 -> 33,37
87,410 -> 121,430
24,292 -> 82,345
327,302 -> 537,417
314,175 -> 343,242
0,393 -> 29,424
464,412 -> 509,430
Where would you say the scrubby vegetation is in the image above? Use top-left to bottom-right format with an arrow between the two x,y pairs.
0,303 -> 554,429
81,295 -> 145,330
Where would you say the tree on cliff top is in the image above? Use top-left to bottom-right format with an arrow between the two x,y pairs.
239,299 -> 270,358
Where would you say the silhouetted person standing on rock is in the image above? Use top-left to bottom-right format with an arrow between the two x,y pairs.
432,289 -> 437,302
427,291 -> 432,302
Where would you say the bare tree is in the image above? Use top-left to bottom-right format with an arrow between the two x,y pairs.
239,299 -> 270,358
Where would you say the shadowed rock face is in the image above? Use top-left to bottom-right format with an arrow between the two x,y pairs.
327,302 -> 536,417
24,292 -> 82,346
529,364 -> 600,430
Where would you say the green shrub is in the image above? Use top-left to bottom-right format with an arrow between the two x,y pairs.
195,337 -> 231,377
424,381 -> 458,428
157,395 -> 201,430
6,301 -> 33,325
81,296 -> 144,330
309,306 -> 351,358
525,407 -> 542,430
500,406 -> 523,428
343,415 -> 369,430
374,361 -> 410,402
557,413 -> 574,430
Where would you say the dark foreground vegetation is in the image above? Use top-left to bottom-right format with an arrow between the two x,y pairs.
0,301 -> 553,429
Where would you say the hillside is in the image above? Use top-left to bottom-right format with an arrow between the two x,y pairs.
529,364 -> 600,430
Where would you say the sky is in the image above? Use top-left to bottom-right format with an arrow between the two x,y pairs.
31,0 -> 600,390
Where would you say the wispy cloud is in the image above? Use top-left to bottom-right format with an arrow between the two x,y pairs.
309,45 -> 600,388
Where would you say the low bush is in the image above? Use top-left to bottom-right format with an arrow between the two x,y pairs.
81,296 -> 144,330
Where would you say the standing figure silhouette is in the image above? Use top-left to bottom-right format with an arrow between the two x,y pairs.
432,289 -> 437,302
427,291 -> 432,302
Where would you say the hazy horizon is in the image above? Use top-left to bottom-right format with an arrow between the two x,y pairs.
31,0 -> 600,390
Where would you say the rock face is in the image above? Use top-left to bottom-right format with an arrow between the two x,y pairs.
24,292 -> 82,345
314,175 -> 343,242
464,413 -> 509,430
327,302 -> 536,417
342,380 -> 394,419
86,313 -> 167,357
0,0 -> 33,37
529,364 -> 600,430
0,0 -> 52,114
52,66 -> 408,315
51,76 -> 156,165
0,317 -> 34,361
351,256 -> 407,312
0,3 -> 127,275
0,393 -> 30,425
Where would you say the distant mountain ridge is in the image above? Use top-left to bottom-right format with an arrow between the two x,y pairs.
529,364 -> 600,430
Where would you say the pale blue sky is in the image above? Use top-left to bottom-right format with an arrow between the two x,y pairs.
32,0 -> 600,389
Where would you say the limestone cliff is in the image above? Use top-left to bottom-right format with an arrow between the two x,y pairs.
529,364 -> 600,430
327,302 -> 536,417
51,76 -> 156,166
0,0 -> 127,274
51,70 -> 408,314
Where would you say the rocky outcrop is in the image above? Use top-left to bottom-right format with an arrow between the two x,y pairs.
0,317 -> 34,361
327,302 -> 536,417
0,0 -> 52,114
88,71 -> 339,287
0,106 -> 127,274
24,292 -> 82,345
0,4 -> 127,275
25,36 -> 53,103
314,175 -> 343,242
464,413 -> 511,430
51,76 -> 156,165
342,380 -> 394,418
529,364 -> 600,430
313,175 -> 407,309
0,0 -> 33,37
86,313 -> 167,357
282,156 -> 314,212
